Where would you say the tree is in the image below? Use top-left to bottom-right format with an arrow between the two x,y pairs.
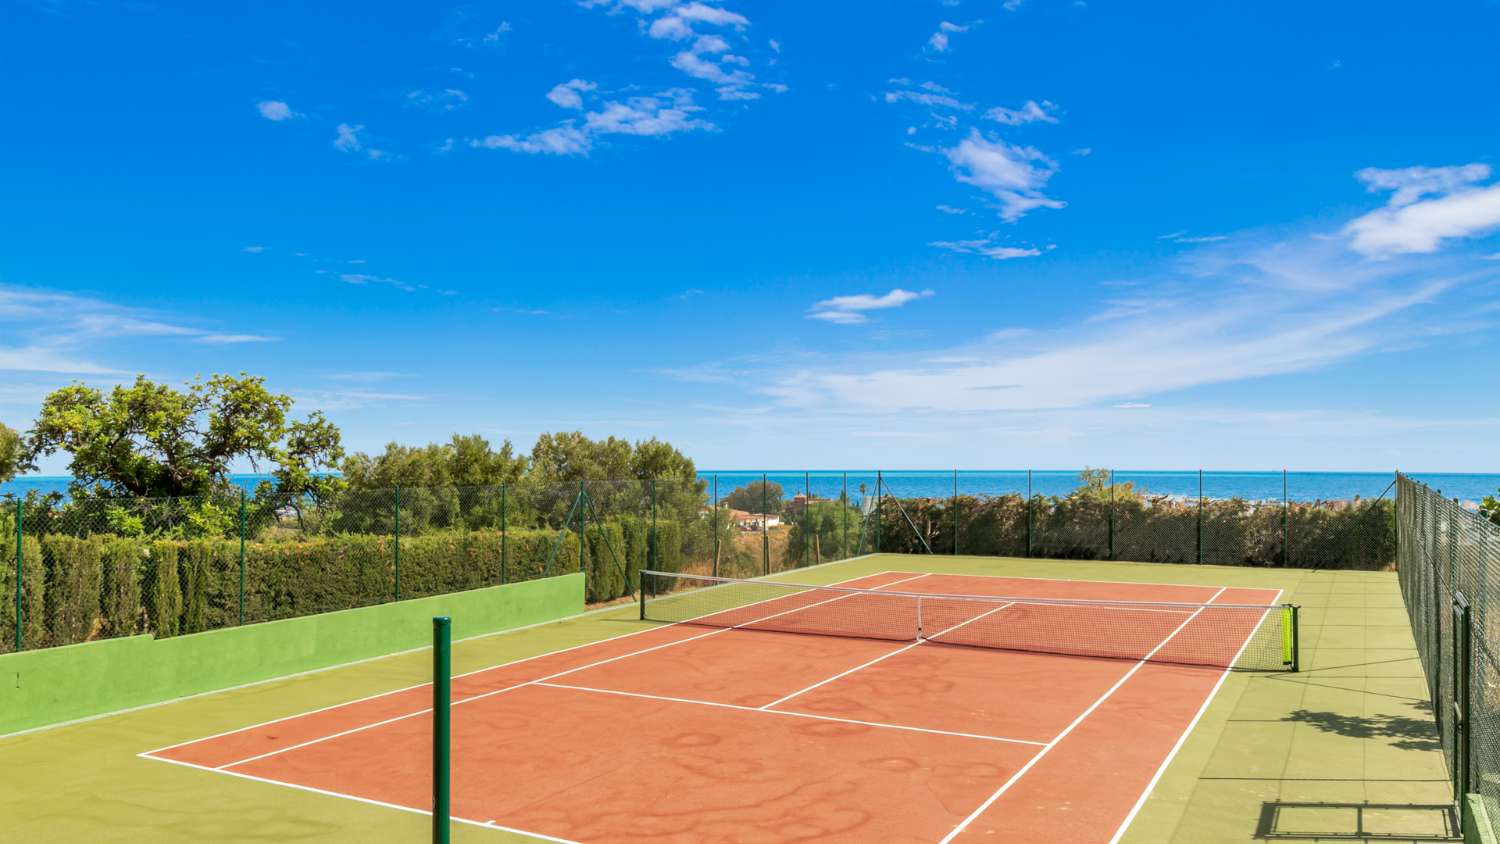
23,374 -> 343,500
0,421 -> 19,484
726,479 -> 784,514
341,434 -> 527,490
1483,490 -> 1500,527
1073,467 -> 1142,502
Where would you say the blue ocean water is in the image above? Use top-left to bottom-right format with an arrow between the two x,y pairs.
3,470 -> 1495,504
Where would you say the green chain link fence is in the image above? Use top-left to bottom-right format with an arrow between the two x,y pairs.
2,468 -> 1403,657
1396,474 -> 1499,839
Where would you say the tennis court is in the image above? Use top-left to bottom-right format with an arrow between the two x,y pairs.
140,568 -> 1290,843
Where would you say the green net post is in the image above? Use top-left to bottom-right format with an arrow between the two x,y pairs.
14,498 -> 22,652
394,486 -> 402,602
1107,469 -> 1115,561
952,469 -> 959,555
650,477 -> 657,571
1025,470 -> 1033,558
238,489 -> 246,625
1196,469 -> 1204,565
432,616 -> 451,844
761,473 -> 769,575
1282,604 -> 1301,672
1453,592 -> 1472,820
500,483 -> 508,585
711,475 -> 719,578
638,572 -> 647,620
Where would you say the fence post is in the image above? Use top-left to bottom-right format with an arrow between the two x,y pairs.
432,616 -> 451,844
761,473 -> 769,575
1197,469 -> 1204,565
500,483 -> 508,585
238,489 -> 246,625
14,498 -> 22,652
1026,470 -> 1033,558
841,472 -> 848,560
1108,469 -> 1115,561
805,471 -> 812,566
649,478 -> 658,571
1282,469 -> 1289,566
952,469 -> 959,555
578,482 -> 586,574
876,471 -> 883,554
711,474 -> 719,578
394,486 -> 402,602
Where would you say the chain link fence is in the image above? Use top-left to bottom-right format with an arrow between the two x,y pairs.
2,468 -> 1406,657
1396,474 -> 1499,839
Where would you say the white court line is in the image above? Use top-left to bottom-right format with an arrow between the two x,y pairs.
1106,587 -> 1286,844
534,681 -> 1044,747
146,753 -> 581,844
140,567 -> 904,758
891,567 -> 1287,596
936,586 -> 1231,844
178,572 -> 933,772
758,600 -> 1017,711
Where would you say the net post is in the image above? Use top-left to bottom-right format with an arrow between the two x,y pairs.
238,488 -> 246,625
916,594 -> 924,640
1285,604 -> 1300,672
15,498 -> 23,652
500,483 -> 508,585
638,571 -> 647,620
432,616 -> 451,844
394,486 -> 402,602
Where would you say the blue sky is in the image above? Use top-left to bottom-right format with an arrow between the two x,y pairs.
3,0 -> 1499,473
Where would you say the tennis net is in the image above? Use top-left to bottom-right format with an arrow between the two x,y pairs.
639,570 -> 1299,671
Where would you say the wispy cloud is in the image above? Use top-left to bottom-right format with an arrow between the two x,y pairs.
256,100 -> 298,121
884,79 -> 973,111
585,0 -> 779,102
546,79 -> 597,110
944,129 -> 1064,222
927,21 -> 974,53
242,245 -> 266,254
808,288 -> 935,325
473,88 -> 713,156
931,237 -> 1047,260
985,99 -> 1058,126
340,273 -> 419,293
1344,163 -> 1500,257
406,88 -> 469,112
1160,231 -> 1227,244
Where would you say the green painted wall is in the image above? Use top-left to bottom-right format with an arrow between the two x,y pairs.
0,572 -> 582,735
1468,794 -> 1497,844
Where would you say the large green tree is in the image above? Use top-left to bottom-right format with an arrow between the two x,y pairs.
726,479 -> 784,514
0,421 -> 19,484
341,434 -> 527,490
23,374 -> 343,500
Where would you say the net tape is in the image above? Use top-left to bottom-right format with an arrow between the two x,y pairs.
641,570 -> 1296,672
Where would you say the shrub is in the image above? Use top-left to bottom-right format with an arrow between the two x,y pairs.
41,535 -> 102,646
146,541 -> 182,638
100,537 -> 145,637
0,531 -> 44,653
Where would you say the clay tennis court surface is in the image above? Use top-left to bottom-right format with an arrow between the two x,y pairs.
141,571 -> 1282,843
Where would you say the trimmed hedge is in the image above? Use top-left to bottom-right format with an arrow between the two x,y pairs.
874,494 -> 1394,569
0,529 -> 44,653
41,535 -> 103,647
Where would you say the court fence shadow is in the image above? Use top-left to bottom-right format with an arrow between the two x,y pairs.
1255,801 -> 1459,841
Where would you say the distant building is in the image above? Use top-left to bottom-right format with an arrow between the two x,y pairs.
732,510 -> 781,531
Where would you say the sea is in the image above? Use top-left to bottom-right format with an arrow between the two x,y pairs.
2,470 -> 1495,505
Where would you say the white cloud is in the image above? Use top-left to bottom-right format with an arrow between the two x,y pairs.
340,273 -> 419,292
1160,231 -> 1227,244
674,2 -> 748,27
195,333 -> 278,344
256,100 -> 296,121
1345,164 -> 1500,257
546,79 -> 597,110
333,123 -> 362,153
649,15 -> 694,40
693,34 -> 730,54
242,245 -> 266,254
407,88 -> 470,112
670,51 -> 754,91
884,80 -> 974,111
936,204 -> 967,215
482,21 -> 511,43
584,91 -> 715,136
985,99 -> 1058,125
931,238 -> 1044,260
808,288 -> 935,324
944,129 -> 1064,222
928,21 -> 972,52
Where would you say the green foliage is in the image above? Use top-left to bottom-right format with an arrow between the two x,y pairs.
100,537 -> 145,637
725,479 -> 783,514
786,500 -> 863,565
1482,491 -> 1500,526
146,541 -> 182,638
0,518 -> 44,653
23,373 -> 343,501
0,421 -> 20,484
41,535 -> 102,646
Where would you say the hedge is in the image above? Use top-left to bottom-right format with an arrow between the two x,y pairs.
0,528 -> 44,653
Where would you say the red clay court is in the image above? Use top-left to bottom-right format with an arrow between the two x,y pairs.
141,570 -> 1290,843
